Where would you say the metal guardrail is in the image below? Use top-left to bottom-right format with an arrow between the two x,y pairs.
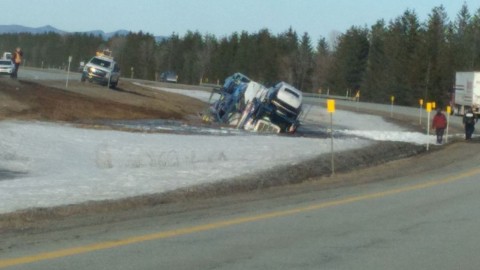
302,92 -> 354,101
199,83 -> 220,88
199,84 -> 355,101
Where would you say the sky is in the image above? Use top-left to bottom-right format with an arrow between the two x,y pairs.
0,83 -> 459,214
2,0 -> 479,43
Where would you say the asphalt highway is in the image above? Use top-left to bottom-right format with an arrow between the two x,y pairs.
1,141 -> 480,269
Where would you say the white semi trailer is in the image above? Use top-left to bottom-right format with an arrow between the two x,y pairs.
453,71 -> 480,115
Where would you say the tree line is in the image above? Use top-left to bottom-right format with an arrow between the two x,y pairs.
1,4 -> 479,107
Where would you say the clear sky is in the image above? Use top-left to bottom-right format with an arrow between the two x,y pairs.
3,0 -> 479,43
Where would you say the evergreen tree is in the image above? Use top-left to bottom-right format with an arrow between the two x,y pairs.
452,3 -> 474,70
254,29 -> 278,84
312,37 -> 331,94
233,31 -> 253,76
295,32 -> 314,91
424,6 -> 450,105
197,34 -> 217,84
277,28 -> 298,84
328,26 -> 369,96
383,10 -> 423,105
470,7 -> 480,69
363,20 -> 388,102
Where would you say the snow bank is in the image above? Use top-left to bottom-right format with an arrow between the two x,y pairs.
0,121 -> 370,213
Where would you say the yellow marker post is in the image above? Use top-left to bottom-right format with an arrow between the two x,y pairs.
327,99 -> 335,113
390,96 -> 395,117
432,102 -> 436,109
355,90 -> 360,111
327,99 -> 335,175
419,99 -> 424,124
426,102 -> 432,151
446,106 -> 451,143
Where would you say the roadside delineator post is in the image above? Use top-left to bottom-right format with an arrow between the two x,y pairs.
426,102 -> 432,151
327,99 -> 335,176
355,90 -> 360,111
66,56 -> 72,88
446,106 -> 451,143
390,96 -> 395,117
419,99 -> 424,124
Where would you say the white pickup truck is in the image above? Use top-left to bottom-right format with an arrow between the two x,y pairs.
2,52 -> 12,60
81,51 -> 120,89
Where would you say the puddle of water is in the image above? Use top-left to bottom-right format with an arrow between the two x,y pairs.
0,169 -> 27,181
91,119 -> 349,140
95,119 -> 251,136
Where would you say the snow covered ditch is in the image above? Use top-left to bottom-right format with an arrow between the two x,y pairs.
0,87 -> 438,214
0,120 -> 374,214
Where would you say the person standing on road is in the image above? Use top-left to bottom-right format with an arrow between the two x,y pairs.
463,108 -> 477,140
432,108 -> 447,144
11,47 -> 23,79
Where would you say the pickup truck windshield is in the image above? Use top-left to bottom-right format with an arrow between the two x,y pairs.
90,57 -> 111,68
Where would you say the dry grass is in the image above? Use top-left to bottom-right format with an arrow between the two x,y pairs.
0,78 -> 208,122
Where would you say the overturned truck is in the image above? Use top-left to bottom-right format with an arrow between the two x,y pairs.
208,73 -> 303,133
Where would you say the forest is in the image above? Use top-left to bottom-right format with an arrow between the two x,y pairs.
1,4 -> 479,107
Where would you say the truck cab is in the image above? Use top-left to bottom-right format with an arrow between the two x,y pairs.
2,52 -> 12,60
81,50 -> 120,88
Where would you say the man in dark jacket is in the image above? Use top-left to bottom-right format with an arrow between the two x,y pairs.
463,109 -> 477,140
11,47 -> 23,79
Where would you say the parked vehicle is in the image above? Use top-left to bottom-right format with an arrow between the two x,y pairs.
0,59 -> 14,76
452,71 -> 480,115
2,52 -> 12,60
160,71 -> 178,83
81,50 -> 120,88
208,73 -> 303,133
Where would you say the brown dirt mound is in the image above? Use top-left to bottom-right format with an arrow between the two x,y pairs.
0,78 -> 208,122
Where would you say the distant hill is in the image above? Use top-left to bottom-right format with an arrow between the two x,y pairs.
0,24 -> 166,42
0,24 -> 66,35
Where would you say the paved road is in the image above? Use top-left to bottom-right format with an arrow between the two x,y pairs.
1,142 -> 480,269
18,67 -> 81,81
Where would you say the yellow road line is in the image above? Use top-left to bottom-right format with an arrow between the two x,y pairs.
1,167 -> 480,268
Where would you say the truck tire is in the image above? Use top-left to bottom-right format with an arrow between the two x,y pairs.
109,81 -> 118,89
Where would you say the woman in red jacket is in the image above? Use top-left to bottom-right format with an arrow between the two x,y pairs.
432,108 -> 447,144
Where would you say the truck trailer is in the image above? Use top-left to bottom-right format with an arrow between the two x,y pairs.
453,71 -> 480,115
207,73 -> 303,133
